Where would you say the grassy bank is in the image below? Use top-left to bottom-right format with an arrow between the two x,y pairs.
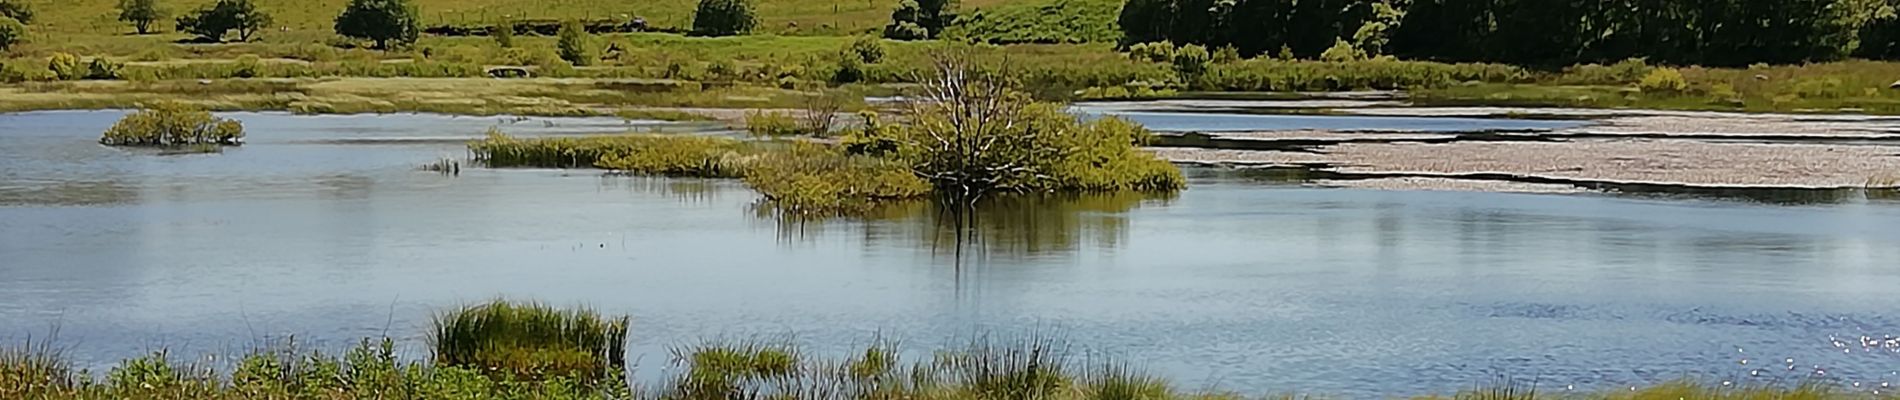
1,301 -> 1881,400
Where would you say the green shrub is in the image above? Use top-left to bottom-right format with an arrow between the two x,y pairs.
690,0 -> 756,37
86,57 -> 124,80
1639,67 -> 1688,93
832,51 -> 864,83
0,16 -> 21,53
1212,45 -> 1242,64
429,299 -> 629,384
1320,38 -> 1366,62
884,20 -> 928,40
46,53 -> 83,80
1126,41 -> 1175,62
851,36 -> 885,64
741,144 -> 930,216
231,54 -> 261,78
334,0 -> 421,49
492,19 -> 514,48
745,110 -> 801,136
1171,44 -> 1209,86
0,0 -> 29,24
557,20 -> 595,66
870,57 -> 1184,199
884,0 -> 955,40
99,102 -> 246,147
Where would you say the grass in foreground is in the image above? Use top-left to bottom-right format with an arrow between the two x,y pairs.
431,299 -> 631,385
4,323 -> 1889,399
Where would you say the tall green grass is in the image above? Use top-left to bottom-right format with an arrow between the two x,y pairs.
1,324 -> 1886,399
430,299 -> 631,383
468,130 -> 747,176
0,334 -> 72,399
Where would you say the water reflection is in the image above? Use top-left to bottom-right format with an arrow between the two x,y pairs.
759,192 -> 1172,263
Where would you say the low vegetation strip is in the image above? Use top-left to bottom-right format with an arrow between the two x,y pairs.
0,301 -> 1881,399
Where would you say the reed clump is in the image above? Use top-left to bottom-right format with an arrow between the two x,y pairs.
469,130 -> 747,177
97,102 -> 245,147
740,144 -> 931,216
430,299 -> 631,384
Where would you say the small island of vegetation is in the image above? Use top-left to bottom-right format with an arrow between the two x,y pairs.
97,102 -> 245,151
472,54 -> 1184,216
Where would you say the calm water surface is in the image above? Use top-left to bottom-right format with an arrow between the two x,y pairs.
3,110 -> 1899,397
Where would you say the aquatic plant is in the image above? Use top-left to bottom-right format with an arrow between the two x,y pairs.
854,53 -> 1185,201
744,110 -> 802,137
98,102 -> 246,147
741,143 -> 931,216
430,299 -> 630,384
469,130 -> 745,176
0,334 -> 72,399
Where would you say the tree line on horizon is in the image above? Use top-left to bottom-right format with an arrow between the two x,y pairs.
1119,0 -> 1900,66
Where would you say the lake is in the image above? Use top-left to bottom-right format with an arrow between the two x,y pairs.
3,110 -> 1898,397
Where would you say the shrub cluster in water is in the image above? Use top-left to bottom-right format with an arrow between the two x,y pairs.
472,58 -> 1183,216
98,103 -> 245,147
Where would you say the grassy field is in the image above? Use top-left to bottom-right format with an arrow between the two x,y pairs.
6,0 -> 1900,116
8,0 -> 1026,35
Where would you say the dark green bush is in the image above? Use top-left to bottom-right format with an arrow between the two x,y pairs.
99,102 -> 246,147
430,300 -> 629,384
557,20 -> 595,66
0,16 -> 22,53
333,0 -> 420,49
690,0 -> 756,37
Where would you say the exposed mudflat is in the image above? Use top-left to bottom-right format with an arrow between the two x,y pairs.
1131,100 -> 1900,192
1153,139 -> 1900,189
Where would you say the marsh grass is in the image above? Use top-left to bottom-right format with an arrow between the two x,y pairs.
430,299 -> 631,384
98,102 -> 245,147
0,334 -> 74,399
0,325 -> 1887,400
469,130 -> 749,176
741,143 -> 932,216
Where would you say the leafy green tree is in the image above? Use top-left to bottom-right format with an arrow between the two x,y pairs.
118,0 -> 164,34
850,35 -> 885,64
556,20 -> 594,66
0,0 -> 31,25
884,0 -> 956,39
0,16 -> 21,53
690,0 -> 756,36
334,0 -> 420,49
176,0 -> 272,42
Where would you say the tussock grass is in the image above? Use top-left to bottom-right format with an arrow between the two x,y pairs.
469,130 -> 748,175
430,299 -> 631,383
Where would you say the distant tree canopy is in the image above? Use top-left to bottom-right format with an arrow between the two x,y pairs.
1119,0 -> 1900,66
0,0 -> 31,25
177,0 -> 272,42
334,0 -> 420,49
118,0 -> 164,34
690,0 -> 757,36
885,0 -> 957,40
0,16 -> 22,52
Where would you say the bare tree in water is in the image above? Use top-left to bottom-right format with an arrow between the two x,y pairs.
897,51 -> 1061,205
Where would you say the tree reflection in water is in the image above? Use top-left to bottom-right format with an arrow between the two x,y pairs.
763,191 -> 1176,265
